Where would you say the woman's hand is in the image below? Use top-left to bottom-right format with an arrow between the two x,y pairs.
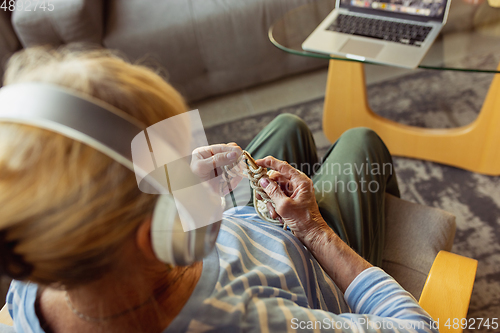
255,156 -> 330,245
257,156 -> 372,292
190,143 -> 243,195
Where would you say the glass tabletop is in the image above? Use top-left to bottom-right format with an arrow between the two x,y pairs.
269,0 -> 500,72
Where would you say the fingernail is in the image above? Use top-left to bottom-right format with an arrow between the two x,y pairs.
260,178 -> 269,188
227,152 -> 237,159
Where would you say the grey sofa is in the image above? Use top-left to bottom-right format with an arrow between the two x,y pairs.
6,0 -> 327,102
0,11 -> 21,81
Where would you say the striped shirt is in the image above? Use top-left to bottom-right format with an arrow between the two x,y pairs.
6,206 -> 437,333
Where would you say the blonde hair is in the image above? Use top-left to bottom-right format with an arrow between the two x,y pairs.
0,45 -> 188,287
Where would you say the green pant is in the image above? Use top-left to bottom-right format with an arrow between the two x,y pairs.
239,113 -> 400,267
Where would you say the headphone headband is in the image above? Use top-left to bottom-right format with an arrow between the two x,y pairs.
0,83 -> 146,172
0,83 -> 184,195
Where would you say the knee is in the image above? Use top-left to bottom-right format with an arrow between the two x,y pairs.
340,127 -> 388,154
340,127 -> 381,145
272,113 -> 310,135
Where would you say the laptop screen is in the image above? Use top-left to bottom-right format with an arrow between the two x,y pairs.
340,0 -> 448,22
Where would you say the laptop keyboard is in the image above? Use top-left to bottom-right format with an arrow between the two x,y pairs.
327,14 -> 432,47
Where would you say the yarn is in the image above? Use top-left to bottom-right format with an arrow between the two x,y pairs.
223,151 -> 288,230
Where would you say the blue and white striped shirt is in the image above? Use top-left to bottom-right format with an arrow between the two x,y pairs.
6,207 -> 437,333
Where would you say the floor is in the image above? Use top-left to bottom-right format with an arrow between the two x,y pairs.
193,64 -> 412,149
193,65 -> 415,128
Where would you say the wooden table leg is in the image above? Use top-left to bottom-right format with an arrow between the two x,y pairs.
323,59 -> 500,176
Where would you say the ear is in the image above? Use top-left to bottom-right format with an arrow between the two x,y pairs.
136,217 -> 158,262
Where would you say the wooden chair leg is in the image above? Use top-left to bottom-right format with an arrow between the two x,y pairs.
323,59 -> 500,175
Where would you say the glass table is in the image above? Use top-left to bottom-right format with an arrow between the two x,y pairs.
269,0 -> 500,175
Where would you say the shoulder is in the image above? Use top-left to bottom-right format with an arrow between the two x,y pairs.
6,280 -> 45,333
6,280 -> 38,309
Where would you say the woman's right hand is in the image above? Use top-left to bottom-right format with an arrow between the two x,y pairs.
255,156 -> 330,245
190,143 -> 243,195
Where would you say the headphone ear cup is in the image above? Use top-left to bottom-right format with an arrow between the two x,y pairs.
151,195 -> 221,266
150,195 -> 178,265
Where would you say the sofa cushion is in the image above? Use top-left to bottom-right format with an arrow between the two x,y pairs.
382,194 -> 456,300
12,0 -> 103,47
0,11 -> 21,82
104,0 -> 328,102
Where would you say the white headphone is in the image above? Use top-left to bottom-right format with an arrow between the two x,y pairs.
0,82 -> 222,266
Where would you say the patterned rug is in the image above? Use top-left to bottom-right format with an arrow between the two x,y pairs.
205,54 -> 500,333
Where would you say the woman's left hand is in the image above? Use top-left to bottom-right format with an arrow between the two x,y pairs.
255,156 -> 328,244
190,143 -> 243,195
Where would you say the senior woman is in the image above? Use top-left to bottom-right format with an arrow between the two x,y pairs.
0,47 -> 436,333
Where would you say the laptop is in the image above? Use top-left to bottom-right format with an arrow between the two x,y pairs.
302,0 -> 451,68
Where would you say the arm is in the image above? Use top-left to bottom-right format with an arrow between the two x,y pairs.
246,267 -> 438,333
303,227 -> 371,293
256,157 -> 438,333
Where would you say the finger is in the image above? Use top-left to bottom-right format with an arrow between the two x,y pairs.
269,172 -> 289,185
256,156 -> 302,180
268,170 -> 283,179
211,166 -> 222,178
209,144 -> 242,155
259,177 -> 288,206
268,172 -> 293,196
266,202 -> 278,219
283,181 -> 295,196
201,151 -> 241,170
193,144 -> 242,159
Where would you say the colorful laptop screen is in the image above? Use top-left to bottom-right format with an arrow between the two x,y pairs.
341,0 -> 447,19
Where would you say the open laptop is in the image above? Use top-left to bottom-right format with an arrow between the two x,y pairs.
302,0 -> 451,68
